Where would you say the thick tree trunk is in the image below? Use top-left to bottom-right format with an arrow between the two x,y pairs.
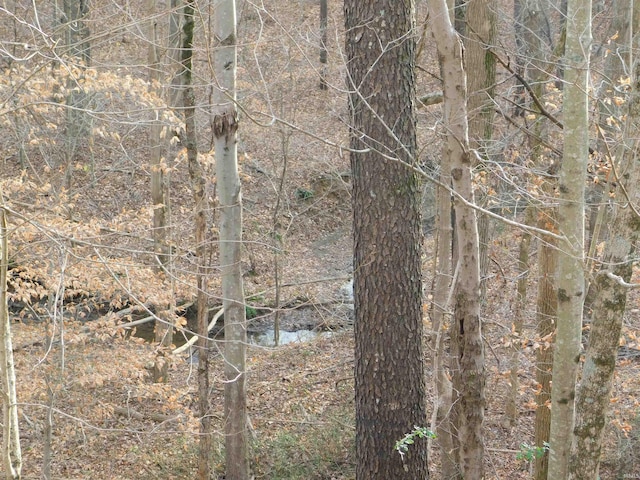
345,1 -> 429,478
429,0 -> 485,477
548,0 -> 591,476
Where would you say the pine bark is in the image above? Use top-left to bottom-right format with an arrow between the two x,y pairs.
548,0 -> 591,476
345,0 -> 429,478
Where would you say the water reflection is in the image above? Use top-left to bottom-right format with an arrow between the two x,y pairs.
248,329 -> 332,347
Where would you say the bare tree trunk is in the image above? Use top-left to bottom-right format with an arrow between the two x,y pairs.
586,0 -> 635,308
62,0 -> 90,64
147,0 -> 169,274
570,5 -> 640,476
146,0 -> 173,361
0,193 -> 22,480
168,0 -> 184,110
506,206 -> 534,425
211,0 -> 249,478
61,0 -> 92,192
178,2 -> 213,477
548,0 -> 591,476
534,231 -> 557,480
511,0 -> 558,472
430,176 -> 459,479
319,0 -> 327,89
345,0 -> 429,477
463,0 -> 496,301
429,0 -> 485,477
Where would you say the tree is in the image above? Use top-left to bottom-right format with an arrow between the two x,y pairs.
179,2 -> 214,477
145,0 -> 174,382
319,0 -> 328,89
59,0 -> 91,64
430,123 -> 458,480
569,1 -> 640,476
548,0 -> 591,475
0,191 -> 21,480
463,0 -> 496,301
345,0 -> 429,478
510,2 -> 558,477
146,0 -> 170,275
57,0 -> 92,191
212,0 -> 249,478
428,0 -> 485,478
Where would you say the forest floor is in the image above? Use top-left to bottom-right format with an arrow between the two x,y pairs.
9,233 -> 640,479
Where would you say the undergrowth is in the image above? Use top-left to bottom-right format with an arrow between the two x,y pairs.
213,407 -> 355,479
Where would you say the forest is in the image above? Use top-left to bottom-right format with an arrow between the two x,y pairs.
0,0 -> 639,479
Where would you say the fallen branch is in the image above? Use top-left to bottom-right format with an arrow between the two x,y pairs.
115,302 -> 193,329
173,307 -> 224,355
112,406 -> 180,423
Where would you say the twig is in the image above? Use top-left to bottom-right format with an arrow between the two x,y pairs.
604,271 -> 640,289
495,54 -> 563,129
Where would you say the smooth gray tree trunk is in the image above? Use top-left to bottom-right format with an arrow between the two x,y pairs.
212,0 -> 249,478
548,0 -> 591,476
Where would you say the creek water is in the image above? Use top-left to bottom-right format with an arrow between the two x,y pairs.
248,328 -> 333,347
131,320 -> 333,348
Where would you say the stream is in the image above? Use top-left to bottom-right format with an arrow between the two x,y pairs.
130,304 -> 349,349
